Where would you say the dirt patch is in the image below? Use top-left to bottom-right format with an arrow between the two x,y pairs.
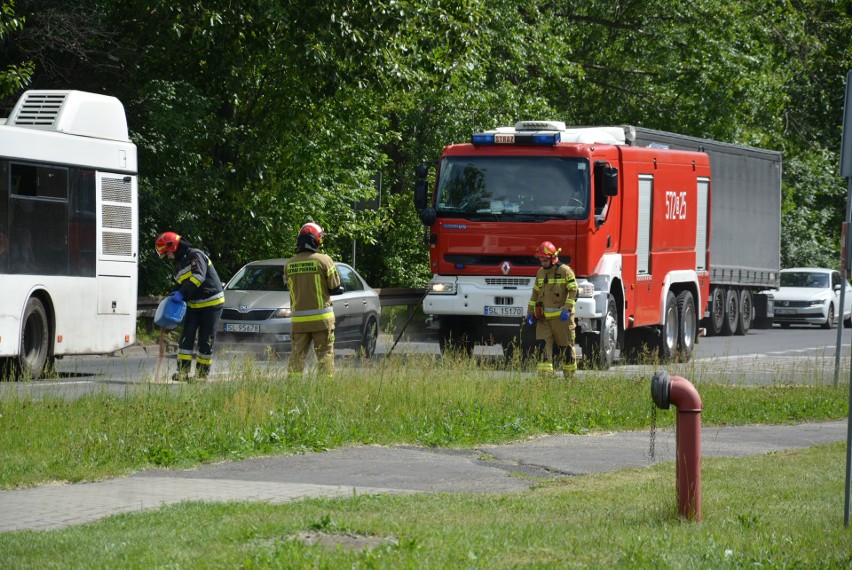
291,531 -> 398,551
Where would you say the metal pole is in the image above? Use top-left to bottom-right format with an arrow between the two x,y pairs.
835,220 -> 849,387
839,70 -> 852,527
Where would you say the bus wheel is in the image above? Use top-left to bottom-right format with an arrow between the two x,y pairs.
17,297 -> 50,379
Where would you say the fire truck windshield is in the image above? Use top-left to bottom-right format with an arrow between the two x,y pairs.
434,156 -> 590,220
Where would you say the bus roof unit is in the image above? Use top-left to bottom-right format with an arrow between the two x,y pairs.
6,90 -> 129,142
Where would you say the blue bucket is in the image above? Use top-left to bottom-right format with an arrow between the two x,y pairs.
154,296 -> 187,330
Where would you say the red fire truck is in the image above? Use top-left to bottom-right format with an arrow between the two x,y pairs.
414,121 -> 716,369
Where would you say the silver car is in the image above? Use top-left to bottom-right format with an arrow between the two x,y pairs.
216,258 -> 381,357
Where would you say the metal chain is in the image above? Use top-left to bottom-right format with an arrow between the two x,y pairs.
649,402 -> 657,461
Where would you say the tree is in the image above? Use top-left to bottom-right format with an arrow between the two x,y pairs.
0,0 -> 33,98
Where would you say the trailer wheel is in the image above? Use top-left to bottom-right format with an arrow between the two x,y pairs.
580,295 -> 618,370
15,297 -> 50,379
736,289 -> 752,335
721,288 -> 739,336
658,291 -> 678,361
707,287 -> 725,336
676,291 -> 696,360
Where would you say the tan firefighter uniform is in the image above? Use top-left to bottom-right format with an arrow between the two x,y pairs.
528,262 -> 579,376
285,251 -> 341,377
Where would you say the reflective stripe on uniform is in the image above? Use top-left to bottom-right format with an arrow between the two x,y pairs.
187,291 -> 225,309
292,306 -> 334,323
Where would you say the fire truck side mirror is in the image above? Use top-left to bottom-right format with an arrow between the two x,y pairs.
603,165 -> 619,196
419,206 -> 437,226
414,163 -> 431,212
414,180 -> 429,212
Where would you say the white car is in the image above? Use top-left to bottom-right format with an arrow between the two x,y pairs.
216,259 -> 381,357
773,268 -> 852,329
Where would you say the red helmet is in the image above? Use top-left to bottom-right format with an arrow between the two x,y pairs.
299,222 -> 324,247
535,241 -> 560,262
155,231 -> 181,257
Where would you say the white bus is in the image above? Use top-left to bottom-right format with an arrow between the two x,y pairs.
0,90 -> 138,378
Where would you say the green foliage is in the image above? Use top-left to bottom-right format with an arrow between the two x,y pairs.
0,0 -> 33,98
3,0 -> 852,288
781,145 -> 848,269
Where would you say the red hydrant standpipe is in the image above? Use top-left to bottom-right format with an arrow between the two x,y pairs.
651,370 -> 703,521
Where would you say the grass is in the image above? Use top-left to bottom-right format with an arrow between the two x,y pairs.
0,443 -> 849,568
0,349 -> 849,489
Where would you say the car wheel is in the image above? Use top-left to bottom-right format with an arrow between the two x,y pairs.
844,313 -> 852,328
360,317 -> 378,358
821,304 -> 835,329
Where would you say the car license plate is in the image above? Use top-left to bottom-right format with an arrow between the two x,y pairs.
224,323 -> 260,333
484,306 -> 523,317
774,308 -> 795,315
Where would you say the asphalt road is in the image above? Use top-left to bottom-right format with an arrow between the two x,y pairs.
1,323 -> 851,399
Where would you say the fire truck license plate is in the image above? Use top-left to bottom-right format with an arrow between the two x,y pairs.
224,323 -> 260,333
484,306 -> 523,317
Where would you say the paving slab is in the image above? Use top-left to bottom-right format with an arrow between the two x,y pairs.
0,420 -> 847,532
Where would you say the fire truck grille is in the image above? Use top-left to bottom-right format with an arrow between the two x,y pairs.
445,255 -> 539,267
485,277 -> 532,287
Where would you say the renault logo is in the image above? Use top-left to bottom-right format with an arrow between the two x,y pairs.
501,261 -> 511,275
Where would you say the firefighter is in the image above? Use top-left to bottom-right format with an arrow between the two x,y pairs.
155,231 -> 225,381
526,241 -> 579,377
284,222 -> 343,378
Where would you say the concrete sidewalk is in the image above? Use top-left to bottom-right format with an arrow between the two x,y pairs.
0,421 -> 847,532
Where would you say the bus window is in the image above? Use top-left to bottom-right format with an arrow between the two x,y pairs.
9,163 -> 69,275
69,169 -> 96,277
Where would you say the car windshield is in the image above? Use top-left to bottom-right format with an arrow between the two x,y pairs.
434,156 -> 590,220
780,271 -> 829,288
227,265 -> 287,291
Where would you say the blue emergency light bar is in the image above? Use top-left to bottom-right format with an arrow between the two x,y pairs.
471,131 -> 561,146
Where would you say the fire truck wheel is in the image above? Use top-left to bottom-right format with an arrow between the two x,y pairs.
706,287 -> 725,336
721,288 -> 739,336
658,291 -> 678,361
676,291 -> 696,360
736,289 -> 753,335
15,297 -> 50,380
580,295 -> 618,370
